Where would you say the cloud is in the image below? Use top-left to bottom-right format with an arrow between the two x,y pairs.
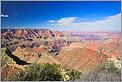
47,20 -> 56,23
48,17 -> 78,26
1,14 -> 9,17
47,13 -> 121,32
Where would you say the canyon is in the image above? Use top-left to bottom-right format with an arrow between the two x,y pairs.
1,29 -> 121,76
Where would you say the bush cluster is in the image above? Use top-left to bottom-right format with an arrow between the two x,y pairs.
21,63 -> 81,81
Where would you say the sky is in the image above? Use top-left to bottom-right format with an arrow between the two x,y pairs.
1,1 -> 121,32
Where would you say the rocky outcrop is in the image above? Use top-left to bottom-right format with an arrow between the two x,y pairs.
55,31 -> 65,37
1,29 -> 64,40
55,43 -> 108,74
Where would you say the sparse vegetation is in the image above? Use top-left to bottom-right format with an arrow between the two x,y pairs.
80,58 -> 121,81
1,48 -> 14,67
1,61 -> 81,81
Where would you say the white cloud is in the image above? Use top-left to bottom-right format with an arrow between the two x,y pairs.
47,13 -> 121,32
1,14 -> 9,17
47,20 -> 56,23
48,17 -> 78,26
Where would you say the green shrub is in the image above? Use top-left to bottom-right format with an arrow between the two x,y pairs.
65,69 -> 81,81
21,63 -> 81,81
22,63 -> 63,81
